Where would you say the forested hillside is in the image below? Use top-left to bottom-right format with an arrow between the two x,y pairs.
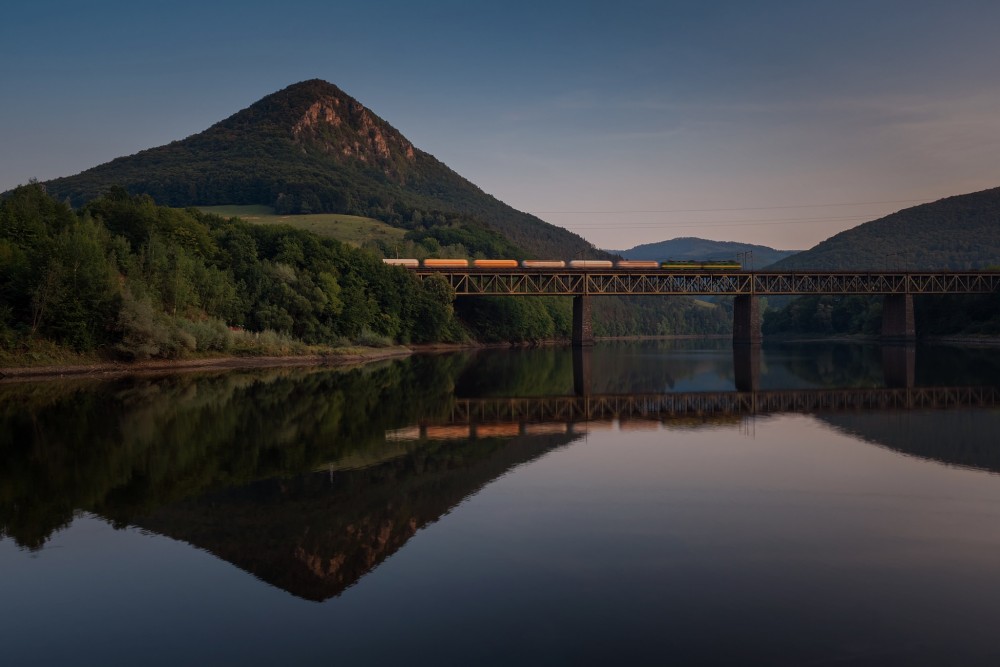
612,237 -> 798,268
769,187 -> 1000,270
763,187 -> 1000,336
0,184 -> 462,361
38,79 -> 600,260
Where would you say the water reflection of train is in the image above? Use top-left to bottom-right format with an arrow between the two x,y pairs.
386,416 -> 742,442
383,259 -> 742,270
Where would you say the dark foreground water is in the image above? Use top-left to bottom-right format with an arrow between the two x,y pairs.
3,342 -> 1000,665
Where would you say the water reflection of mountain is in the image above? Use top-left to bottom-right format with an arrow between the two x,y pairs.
0,358 -> 468,550
817,410 -> 1000,474
133,433 -> 577,601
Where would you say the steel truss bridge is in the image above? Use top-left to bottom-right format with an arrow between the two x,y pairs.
391,386 -> 1000,434
414,269 -> 1000,296
413,268 -> 1000,343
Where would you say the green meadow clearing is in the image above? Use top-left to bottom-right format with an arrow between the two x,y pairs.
199,205 -> 406,247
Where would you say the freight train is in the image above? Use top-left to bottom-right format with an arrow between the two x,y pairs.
382,258 -> 742,270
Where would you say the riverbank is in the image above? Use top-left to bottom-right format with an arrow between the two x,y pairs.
0,345 -> 415,380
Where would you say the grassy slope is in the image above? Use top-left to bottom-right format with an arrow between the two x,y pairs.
199,205 -> 406,247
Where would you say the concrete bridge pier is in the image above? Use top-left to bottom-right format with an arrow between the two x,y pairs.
572,294 -> 594,347
733,295 -> 762,345
881,294 -> 916,341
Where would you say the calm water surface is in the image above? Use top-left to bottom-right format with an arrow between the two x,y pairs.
2,342 -> 1000,665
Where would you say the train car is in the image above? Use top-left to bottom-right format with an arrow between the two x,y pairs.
473,259 -> 519,268
568,260 -> 614,269
615,260 -> 660,269
521,260 -> 566,268
382,258 -> 419,267
422,258 -> 470,268
660,260 -> 741,271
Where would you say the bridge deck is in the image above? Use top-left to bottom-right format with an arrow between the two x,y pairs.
414,269 -> 1000,296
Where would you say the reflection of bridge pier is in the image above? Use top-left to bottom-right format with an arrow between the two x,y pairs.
733,344 -> 761,392
882,344 -> 916,389
573,345 -> 592,398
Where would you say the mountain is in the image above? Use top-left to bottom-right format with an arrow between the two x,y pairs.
769,187 -> 1000,271
609,237 -> 799,268
38,79 -> 598,259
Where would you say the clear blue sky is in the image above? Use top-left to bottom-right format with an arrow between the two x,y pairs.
3,0 -> 999,250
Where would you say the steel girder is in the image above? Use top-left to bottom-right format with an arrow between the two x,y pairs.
416,270 -> 1000,296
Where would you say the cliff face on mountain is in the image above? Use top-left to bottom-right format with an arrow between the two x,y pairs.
40,79 -> 599,258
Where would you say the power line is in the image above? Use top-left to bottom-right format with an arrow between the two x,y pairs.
529,198 -> 932,215
564,214 -> 874,229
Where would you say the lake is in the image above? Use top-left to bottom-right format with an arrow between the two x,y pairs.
2,341 -> 1000,665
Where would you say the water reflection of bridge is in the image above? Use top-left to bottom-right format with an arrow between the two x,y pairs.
387,386 -> 1000,441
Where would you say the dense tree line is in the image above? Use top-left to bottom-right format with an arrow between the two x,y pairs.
0,184 -> 461,359
763,291 -> 1000,336
593,294 -> 733,337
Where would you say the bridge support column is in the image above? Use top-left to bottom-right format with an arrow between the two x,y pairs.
733,295 -> 762,345
573,346 -> 593,397
881,294 -> 915,341
572,294 -> 594,347
882,344 -> 916,389
733,344 -> 761,392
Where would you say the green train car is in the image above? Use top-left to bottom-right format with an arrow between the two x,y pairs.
660,260 -> 742,271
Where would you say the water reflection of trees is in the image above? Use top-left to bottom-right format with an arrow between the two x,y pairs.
4,343 -> 1000,560
0,356 -> 470,550
772,343 -> 1000,388
454,341 -> 737,397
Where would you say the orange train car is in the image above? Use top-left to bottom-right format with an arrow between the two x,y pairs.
422,258 -> 469,268
473,259 -> 519,268
521,260 -> 566,268
615,260 -> 660,269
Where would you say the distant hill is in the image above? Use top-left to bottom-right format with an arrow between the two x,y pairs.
37,79 -> 600,259
769,188 -> 1000,271
609,237 -> 799,268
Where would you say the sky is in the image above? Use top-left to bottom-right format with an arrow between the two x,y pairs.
2,0 -> 1000,251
